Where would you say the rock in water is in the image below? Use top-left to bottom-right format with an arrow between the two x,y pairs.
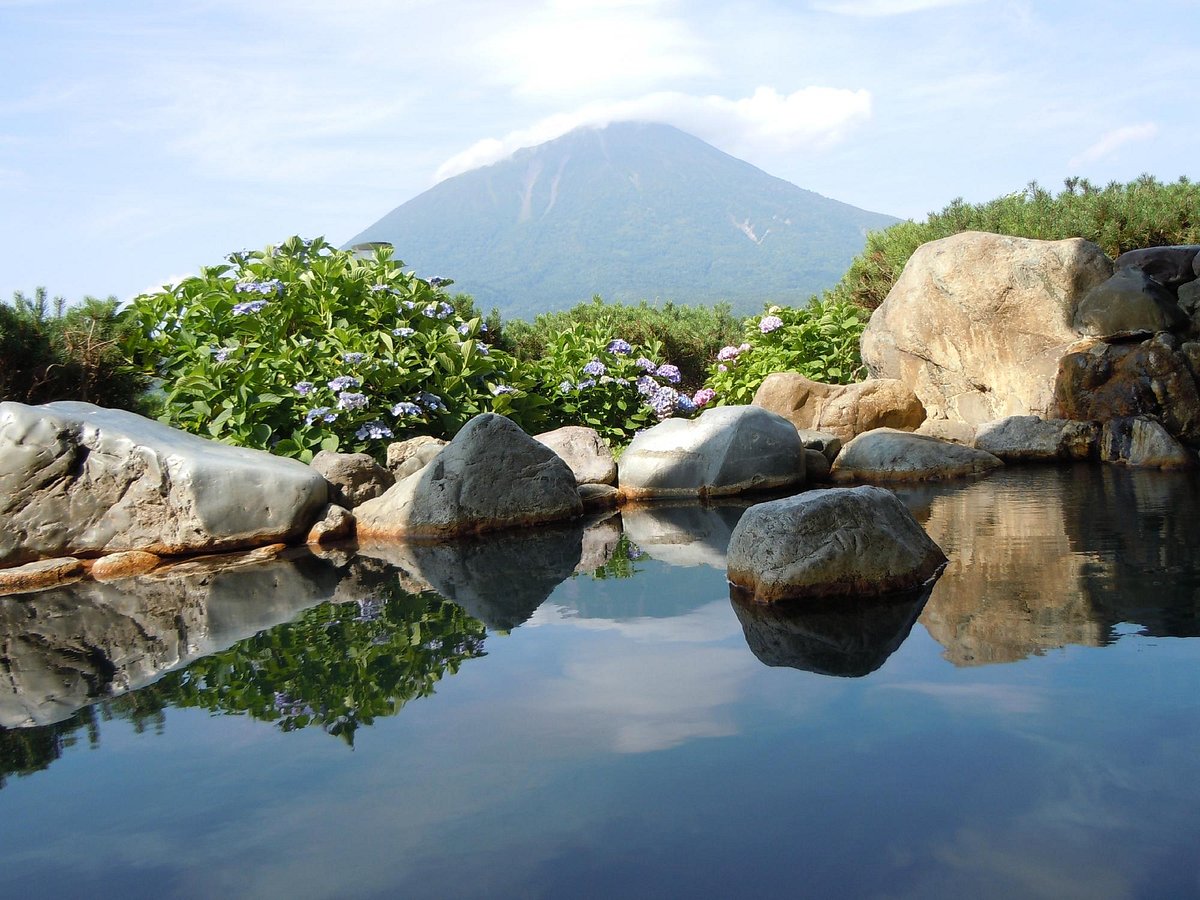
861,231 -> 1112,425
355,413 -> 583,539
973,415 -> 1099,462
831,429 -> 1003,482
0,401 -> 329,567
618,405 -> 805,499
726,486 -> 947,602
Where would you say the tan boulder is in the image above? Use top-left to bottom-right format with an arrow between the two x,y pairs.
752,373 -> 925,443
861,231 -> 1112,425
90,550 -> 162,581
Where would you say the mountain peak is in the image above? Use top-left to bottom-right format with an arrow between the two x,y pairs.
347,123 -> 898,318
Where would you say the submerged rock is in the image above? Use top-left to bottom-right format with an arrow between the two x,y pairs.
0,401 -> 329,568
974,415 -> 1099,462
726,486 -> 946,602
618,405 -> 804,500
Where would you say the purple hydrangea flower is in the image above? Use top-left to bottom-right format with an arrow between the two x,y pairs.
717,345 -> 742,361
370,284 -> 390,293
606,338 -> 632,355
232,299 -> 268,316
457,323 -> 471,336
693,387 -> 716,407
759,315 -> 784,334
304,406 -> 337,425
337,391 -> 368,410
636,356 -> 656,372
577,378 -> 596,390
294,381 -> 315,396
582,358 -> 607,377
558,380 -> 574,394
649,386 -> 679,419
476,341 -> 489,356
393,327 -> 415,337
429,276 -> 450,288
391,401 -> 421,417
636,375 -> 656,395
235,280 -> 283,296
401,300 -> 416,310
342,352 -> 366,365
355,421 -> 393,440
655,364 -> 681,384
327,375 -> 360,392
491,384 -> 517,395
415,391 -> 445,412
212,347 -> 231,362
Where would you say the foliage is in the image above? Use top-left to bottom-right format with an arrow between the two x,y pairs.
121,237 -> 547,461
829,174 -> 1200,311
587,533 -> 649,580
142,585 -> 487,747
514,318 -> 715,445
702,298 -> 868,404
0,288 -> 147,408
501,296 -> 743,390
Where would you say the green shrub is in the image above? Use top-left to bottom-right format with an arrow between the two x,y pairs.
829,174 -> 1200,311
0,289 -> 147,409
122,237 -> 546,461
501,296 -> 743,391
703,298 -> 868,404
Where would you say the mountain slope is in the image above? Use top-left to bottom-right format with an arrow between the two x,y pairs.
345,122 -> 900,318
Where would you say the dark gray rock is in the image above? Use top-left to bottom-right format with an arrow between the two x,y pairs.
831,429 -> 1003,482
1073,267 -> 1188,337
1100,416 -> 1194,468
1114,245 -> 1200,290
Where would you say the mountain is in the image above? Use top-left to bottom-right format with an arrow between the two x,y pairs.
345,122 -> 900,319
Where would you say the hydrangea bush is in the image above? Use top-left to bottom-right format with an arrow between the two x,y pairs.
703,297 -> 868,405
521,322 -> 714,445
122,237 -> 545,460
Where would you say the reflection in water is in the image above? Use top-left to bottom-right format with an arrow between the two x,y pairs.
900,466 -> 1200,666
730,580 -> 935,677
620,502 -> 749,569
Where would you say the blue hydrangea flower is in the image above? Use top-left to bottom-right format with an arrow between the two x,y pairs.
370,284 -> 389,293
649,386 -> 680,419
636,375 -> 656,395
717,345 -> 742,361
675,394 -> 697,415
458,323 -> 471,336
636,356 -> 657,372
582,358 -> 607,377
401,300 -> 416,310
304,406 -> 337,425
491,384 -> 517,395
393,327 -> 415,337
577,378 -> 596,390
342,352 -> 366,365
235,279 -> 283,296
232,299 -> 269,316
759,315 -> 784,334
558,380 -> 574,394
655,364 -> 681,384
415,391 -> 445,412
476,341 -> 489,356
391,401 -> 421,417
606,338 -> 632,355
337,391 -> 368,410
356,422 -> 394,440
327,375 -> 360,392
213,347 -> 231,362
294,381 -> 315,396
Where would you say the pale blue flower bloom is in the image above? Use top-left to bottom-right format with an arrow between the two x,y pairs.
582,358 -> 607,377
337,391 -> 368,410
559,380 -> 574,394
356,422 -> 394,440
577,378 -> 596,390
304,406 -> 338,425
606,338 -> 632,355
458,323 -> 471,336
415,391 -> 445,412
393,327 -> 415,337
491,384 -> 517,395
294,381 -> 315,396
759,315 -> 784,334
232,299 -> 268,315
391,401 -> 421,417
327,375 -> 360,392
213,347 -> 231,362
649,386 -> 679,419
636,356 -> 657,372
655,364 -> 681,384
476,341 -> 489,356
342,352 -> 366,365
636,375 -> 656,395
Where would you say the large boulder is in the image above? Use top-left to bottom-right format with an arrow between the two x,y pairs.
385,435 -> 446,479
973,415 -> 1098,462
1100,416 -> 1194,468
534,425 -> 617,485
1072,267 -> 1187,337
752,373 -> 925,442
861,231 -> 1113,425
0,402 -> 329,568
309,450 -> 393,508
618,405 -> 805,500
1114,245 -> 1200,290
354,413 -> 583,539
726,486 -> 947,602
831,429 -> 1003,482
1052,333 -> 1200,446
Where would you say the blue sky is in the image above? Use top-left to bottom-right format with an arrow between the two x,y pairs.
2,0 -> 1197,303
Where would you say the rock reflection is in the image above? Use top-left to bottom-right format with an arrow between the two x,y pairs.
620,502 -> 750,568
357,519 -> 587,631
901,466 -> 1200,667
731,582 -> 934,677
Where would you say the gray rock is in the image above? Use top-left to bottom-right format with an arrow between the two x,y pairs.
618,405 -> 805,499
726,486 -> 947,602
1114,245 -> 1200,289
306,503 -> 355,544
915,419 -> 977,446
310,450 -> 394,508
578,482 -> 620,511
832,429 -> 1004,482
1178,281 -> 1200,318
974,415 -> 1099,461
795,428 -> 843,463
386,435 -> 447,479
355,413 -> 583,539
1073,267 -> 1188,337
804,449 -> 831,482
0,402 -> 329,568
534,425 -> 617,485
1100,416 -> 1194,468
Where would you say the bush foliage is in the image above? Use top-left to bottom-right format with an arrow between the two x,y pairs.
828,174 -> 1200,311
0,288 -> 146,408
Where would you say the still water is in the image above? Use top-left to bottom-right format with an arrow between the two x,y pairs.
1,467 -> 1198,899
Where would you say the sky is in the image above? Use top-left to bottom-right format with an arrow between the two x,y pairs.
2,0 -> 1198,303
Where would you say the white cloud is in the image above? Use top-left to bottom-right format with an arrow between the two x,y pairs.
435,84 -> 872,180
812,0 -> 980,15
1068,122 -> 1159,169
